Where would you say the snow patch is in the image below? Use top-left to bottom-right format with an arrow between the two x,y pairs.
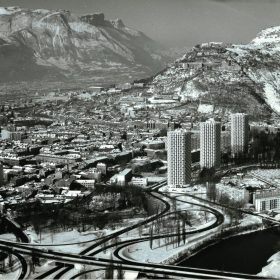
179,80 -> 207,101
258,251 -> 280,279
198,104 -> 214,114
0,7 -> 14,15
252,26 -> 280,46
263,83 -> 280,114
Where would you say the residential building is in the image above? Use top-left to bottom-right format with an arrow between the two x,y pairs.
96,162 -> 107,175
216,180 -> 250,202
200,119 -> 221,169
167,130 -> 191,187
75,179 -> 95,189
131,177 -> 148,187
109,168 -> 132,186
254,189 -> 280,212
231,113 -> 249,155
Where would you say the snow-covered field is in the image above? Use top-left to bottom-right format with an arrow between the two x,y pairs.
25,228 -> 98,253
1,269 -> 21,280
250,168 -> 280,185
0,233 -> 17,242
258,251 -> 280,279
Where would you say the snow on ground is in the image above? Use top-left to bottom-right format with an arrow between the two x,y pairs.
25,228 -> 98,253
250,168 -> 280,186
0,7 -> 11,15
198,104 -> 214,114
0,233 -> 17,242
31,260 -> 59,279
120,219 -> 218,265
240,214 -> 263,227
245,67 -> 280,114
0,268 -> 21,280
0,7 -> 22,15
111,192 -> 219,265
258,251 -> 280,279
252,26 -> 280,46
179,80 -> 206,101
263,83 -> 280,114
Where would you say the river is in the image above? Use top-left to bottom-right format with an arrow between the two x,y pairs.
179,228 -> 280,275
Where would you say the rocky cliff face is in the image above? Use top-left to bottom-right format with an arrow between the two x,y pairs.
147,26 -> 280,117
0,7 -> 170,83
229,26 -> 280,115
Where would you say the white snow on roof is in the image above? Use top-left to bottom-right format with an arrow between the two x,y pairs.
198,104 -> 214,114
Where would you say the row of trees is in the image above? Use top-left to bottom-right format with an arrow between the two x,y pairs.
221,130 -> 280,166
207,182 -> 246,225
149,219 -> 190,250
104,254 -> 124,279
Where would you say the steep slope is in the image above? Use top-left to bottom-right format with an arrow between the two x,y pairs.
229,26 -> 280,115
0,6 -> 170,84
148,42 -> 270,119
148,26 -> 280,118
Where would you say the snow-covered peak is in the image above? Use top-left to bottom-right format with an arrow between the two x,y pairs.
251,25 -> 280,46
0,6 -> 22,15
111,18 -> 125,29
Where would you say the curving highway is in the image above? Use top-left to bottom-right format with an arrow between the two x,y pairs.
0,177 -> 274,280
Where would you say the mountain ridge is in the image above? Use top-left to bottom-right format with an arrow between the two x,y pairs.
147,25 -> 280,118
0,6 -> 171,84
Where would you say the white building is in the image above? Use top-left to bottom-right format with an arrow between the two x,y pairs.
131,177 -> 148,187
109,168 -> 132,186
167,130 -> 191,187
75,179 -> 95,189
200,119 -> 221,169
231,113 -> 249,155
254,189 -> 280,212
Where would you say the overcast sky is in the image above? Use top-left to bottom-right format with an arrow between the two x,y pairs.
1,0 -> 280,48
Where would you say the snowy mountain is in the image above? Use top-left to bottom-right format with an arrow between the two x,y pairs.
0,7 -> 170,84
229,26 -> 280,115
148,26 -> 280,117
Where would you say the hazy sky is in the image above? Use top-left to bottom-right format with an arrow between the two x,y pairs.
1,0 -> 280,48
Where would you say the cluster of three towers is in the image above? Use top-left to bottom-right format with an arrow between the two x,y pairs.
167,113 -> 249,187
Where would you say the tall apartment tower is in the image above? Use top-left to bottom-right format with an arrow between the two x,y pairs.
167,130 -> 191,186
200,119 -> 221,169
231,113 -> 249,155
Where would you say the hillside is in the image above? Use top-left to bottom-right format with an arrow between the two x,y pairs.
0,6 -> 170,84
148,26 -> 280,118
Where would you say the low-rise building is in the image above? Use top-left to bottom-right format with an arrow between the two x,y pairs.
75,179 -> 95,189
254,189 -> 280,212
131,177 -> 148,187
36,153 -> 81,164
109,168 -> 132,186
217,177 -> 250,202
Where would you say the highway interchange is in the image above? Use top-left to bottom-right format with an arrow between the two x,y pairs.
0,175 -> 278,280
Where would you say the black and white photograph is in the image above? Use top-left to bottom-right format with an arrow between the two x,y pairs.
0,0 -> 280,279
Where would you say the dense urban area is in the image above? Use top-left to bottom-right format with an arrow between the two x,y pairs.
0,77 -> 280,280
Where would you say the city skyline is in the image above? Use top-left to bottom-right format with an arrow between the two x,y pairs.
1,1 -> 280,279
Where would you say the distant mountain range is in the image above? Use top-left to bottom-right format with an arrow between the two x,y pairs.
147,25 -> 280,117
0,6 -> 171,84
1,5 -> 280,117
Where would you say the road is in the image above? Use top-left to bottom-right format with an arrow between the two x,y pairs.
0,242 -> 265,280
0,174 -> 276,279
